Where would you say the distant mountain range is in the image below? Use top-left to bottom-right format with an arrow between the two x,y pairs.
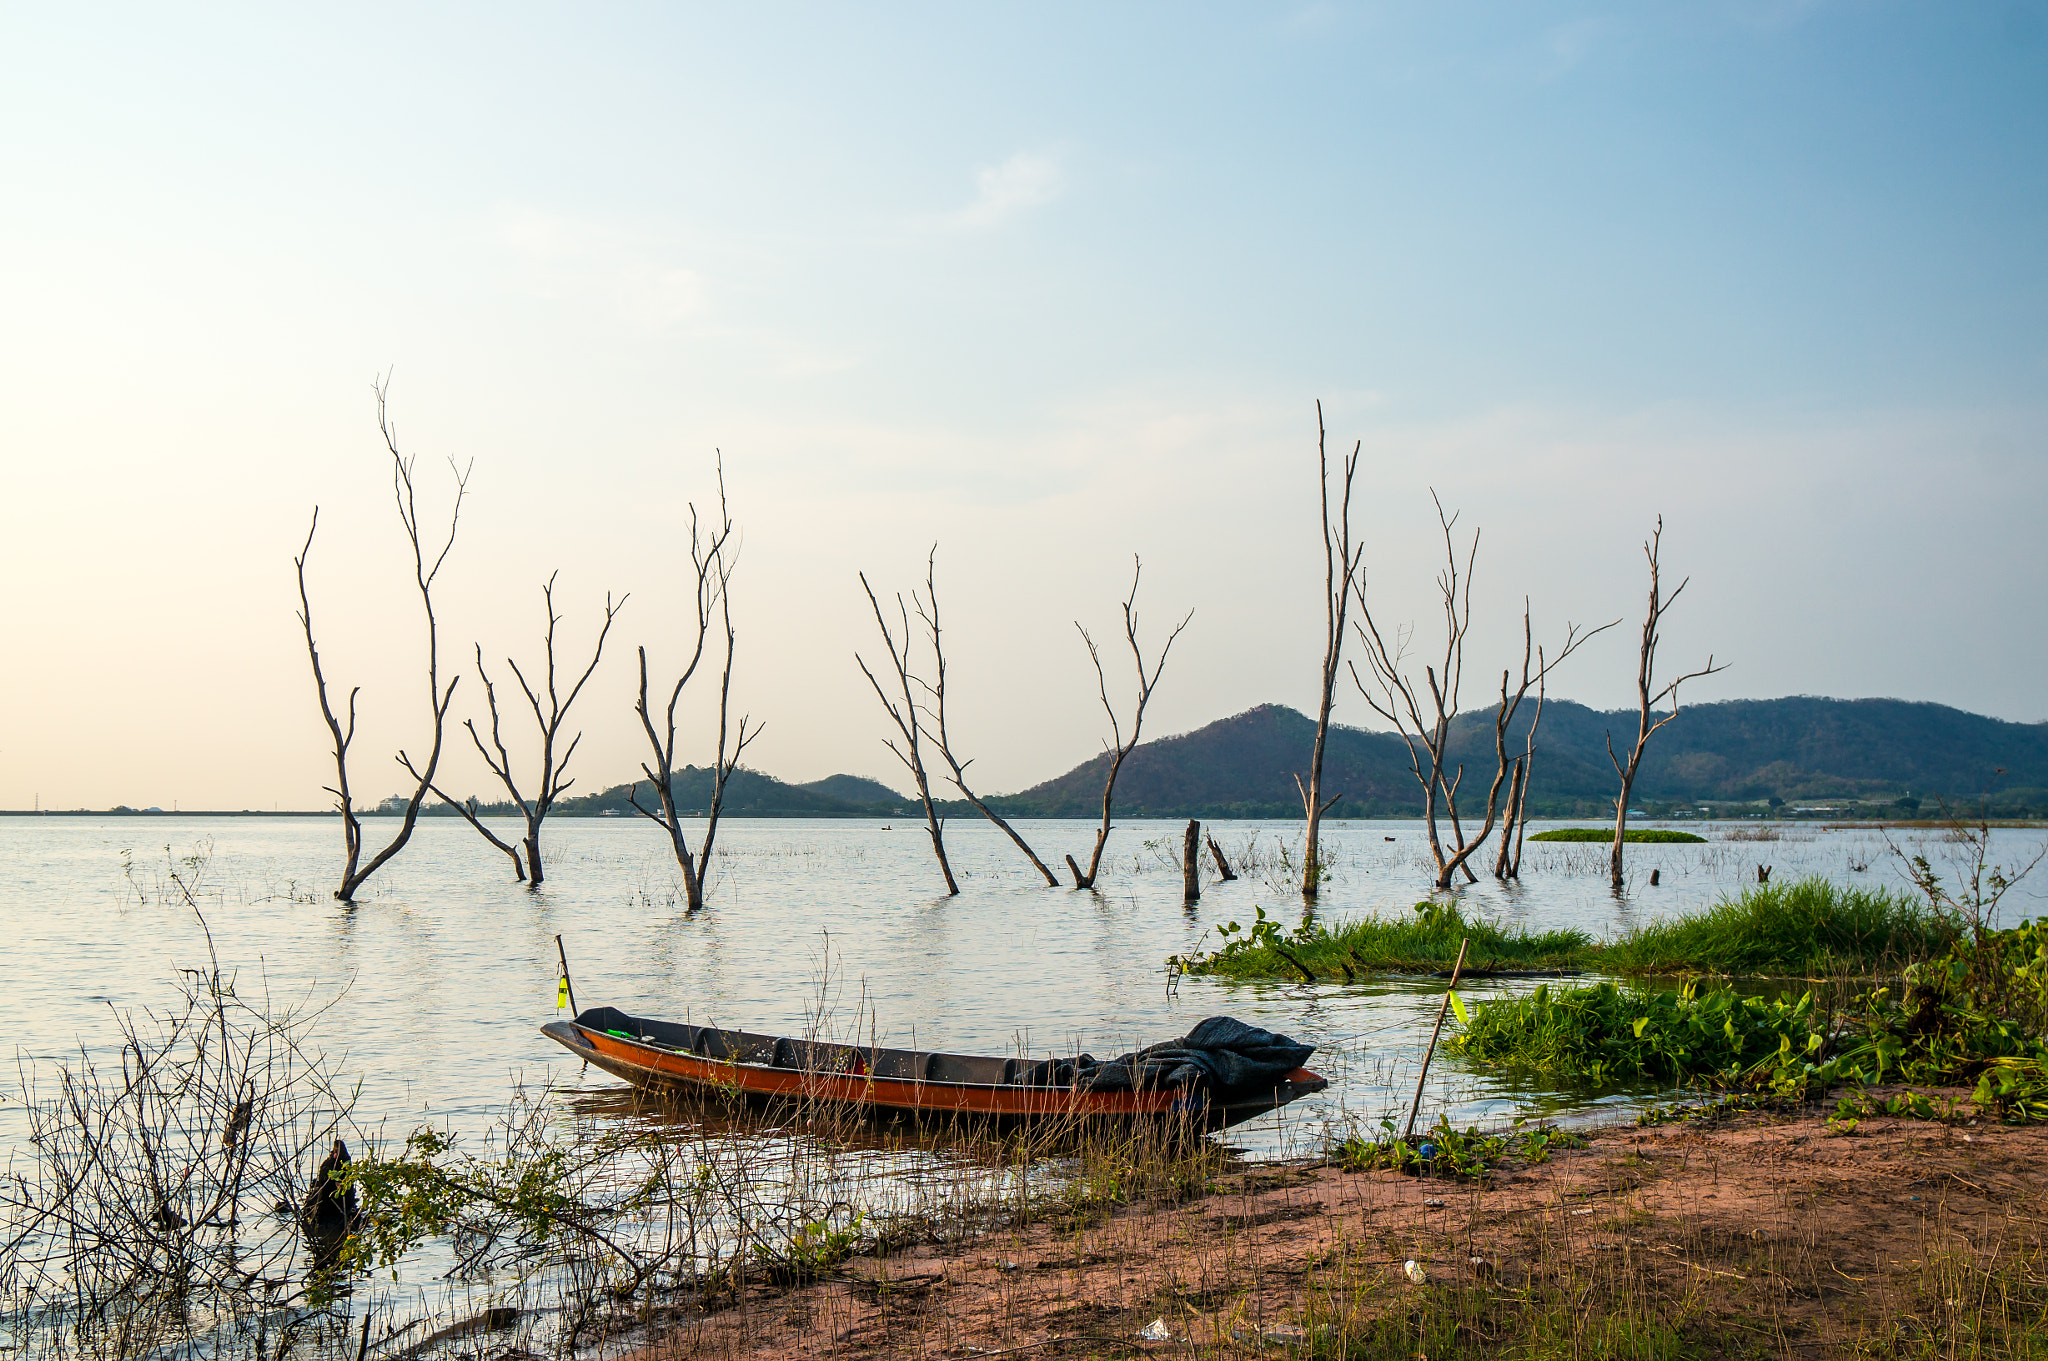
982,698 -> 2048,819
416,695 -> 2047,821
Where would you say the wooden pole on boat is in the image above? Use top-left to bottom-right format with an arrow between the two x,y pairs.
1402,936 -> 1468,1143
555,934 -> 579,1018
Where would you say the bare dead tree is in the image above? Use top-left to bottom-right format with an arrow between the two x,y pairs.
1487,605 -> 1616,882
1066,558 -> 1193,890
1608,516 -> 1725,887
437,575 -> 625,885
431,784 -> 526,879
912,549 -> 1062,886
630,462 -> 760,911
1353,499 -> 1612,890
857,564 -> 959,896
1295,402 -> 1366,900
1493,651 -> 1545,880
1349,494 -> 1477,890
296,378 -> 468,903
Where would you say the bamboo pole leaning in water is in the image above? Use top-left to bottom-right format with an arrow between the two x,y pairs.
556,934 -> 578,1017
1402,936 -> 1469,1143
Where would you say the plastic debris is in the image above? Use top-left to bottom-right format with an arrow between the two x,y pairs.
1138,1318 -> 1172,1342
996,1259 -> 1020,1273
1404,1259 -> 1428,1285
1423,1198 -> 1446,1208
1262,1324 -> 1308,1346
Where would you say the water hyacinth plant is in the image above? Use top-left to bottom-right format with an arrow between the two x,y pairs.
1449,981 -> 1827,1088
1451,917 -> 2048,1122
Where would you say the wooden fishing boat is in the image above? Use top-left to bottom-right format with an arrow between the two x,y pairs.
541,1006 -> 1328,1131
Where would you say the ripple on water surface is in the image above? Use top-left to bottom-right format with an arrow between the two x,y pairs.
5,814 -> 2040,1163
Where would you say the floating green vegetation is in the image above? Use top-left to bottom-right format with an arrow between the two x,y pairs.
1602,877 -> 1947,977
1452,919 -> 2048,1123
1529,827 -> 1706,843
1172,901 -> 1592,982
1451,981 -> 1826,1086
1173,877 -> 1948,983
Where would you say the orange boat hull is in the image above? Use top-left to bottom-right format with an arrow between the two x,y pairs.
541,1017 -> 1325,1131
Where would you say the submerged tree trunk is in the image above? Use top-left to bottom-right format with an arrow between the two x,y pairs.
1605,516 -> 1724,889
1295,402 -> 1365,900
858,562 -> 957,896
630,461 -> 758,911
449,578 -> 623,887
1353,503 -> 1613,894
910,549 -> 1060,885
296,378 -> 469,903
1208,834 -> 1238,881
1068,558 -> 1192,889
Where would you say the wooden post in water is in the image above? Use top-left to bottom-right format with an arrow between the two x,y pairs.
1207,834 -> 1237,881
1183,819 -> 1201,903
1403,937 -> 1469,1143
555,934 -> 578,1018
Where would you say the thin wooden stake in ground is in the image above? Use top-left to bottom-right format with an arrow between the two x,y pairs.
1403,936 -> 1468,1142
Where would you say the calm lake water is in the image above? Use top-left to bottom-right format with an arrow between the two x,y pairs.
9,812 -> 2044,1168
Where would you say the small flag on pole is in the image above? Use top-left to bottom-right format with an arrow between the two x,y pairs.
557,976 -> 569,1010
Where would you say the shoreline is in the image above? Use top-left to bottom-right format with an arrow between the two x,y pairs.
626,1090 -> 2047,1357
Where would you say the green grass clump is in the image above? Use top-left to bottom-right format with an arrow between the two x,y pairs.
1602,876 -> 1949,977
1529,827 -> 1705,843
1175,901 -> 1592,981
1331,1113 -> 1586,1181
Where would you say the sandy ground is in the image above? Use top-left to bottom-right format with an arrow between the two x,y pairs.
626,1091 -> 2048,1358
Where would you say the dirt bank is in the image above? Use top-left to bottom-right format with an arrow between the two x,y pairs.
636,1091 -> 2048,1358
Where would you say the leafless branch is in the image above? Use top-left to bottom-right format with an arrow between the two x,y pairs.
1067,557 -> 1192,889
911,548 -> 1061,885
296,376 -> 467,902
1295,402 -> 1366,898
632,456 -> 750,910
1353,495 -> 1614,890
453,577 -> 626,885
858,552 -> 958,895
1607,515 -> 1727,886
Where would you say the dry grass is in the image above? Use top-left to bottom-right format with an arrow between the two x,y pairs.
617,1095 -> 2048,1360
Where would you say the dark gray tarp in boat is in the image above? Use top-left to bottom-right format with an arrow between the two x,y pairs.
1071,1016 -> 1314,1094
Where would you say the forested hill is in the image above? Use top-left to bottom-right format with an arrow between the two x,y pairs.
988,698 -> 2048,819
547,768 -> 910,818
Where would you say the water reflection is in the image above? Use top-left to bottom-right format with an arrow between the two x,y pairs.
5,814 -> 2043,1175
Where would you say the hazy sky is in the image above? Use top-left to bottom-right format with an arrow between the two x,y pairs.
3,3 -> 2044,811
